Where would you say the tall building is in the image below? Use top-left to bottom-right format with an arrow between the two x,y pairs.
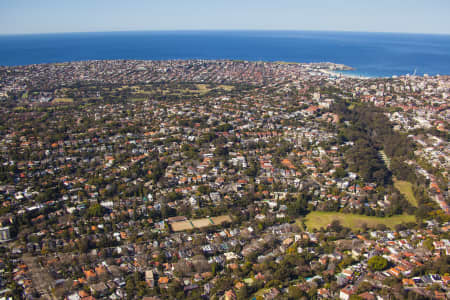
0,226 -> 10,242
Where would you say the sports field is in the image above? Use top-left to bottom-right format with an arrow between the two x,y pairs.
170,215 -> 232,232
170,221 -> 193,231
211,215 -> 232,225
394,179 -> 418,207
192,218 -> 213,228
53,97 -> 74,103
302,211 -> 416,230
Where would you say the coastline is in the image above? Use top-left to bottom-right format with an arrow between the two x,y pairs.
0,57 -> 436,80
321,69 -> 372,79
1,31 -> 450,76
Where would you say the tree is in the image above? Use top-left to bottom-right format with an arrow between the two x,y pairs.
77,238 -> 90,253
330,220 -> 343,232
167,281 -> 183,298
198,185 -> 210,195
422,239 -> 434,251
334,167 -> 347,178
214,145 -> 229,157
236,285 -> 249,300
149,160 -> 168,183
376,224 -> 387,231
125,277 -> 136,298
368,255 -> 388,271
288,286 -> 306,299
87,203 -> 103,217
287,194 -> 309,217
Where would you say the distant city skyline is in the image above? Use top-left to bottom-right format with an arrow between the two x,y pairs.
1,0 -> 450,35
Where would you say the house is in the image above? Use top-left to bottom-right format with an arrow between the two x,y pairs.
262,287 -> 280,299
0,227 -> 11,242
317,288 -> 331,299
223,289 -> 236,300
340,285 -> 356,300
158,276 -> 169,288
90,282 -> 108,297
67,293 -> 81,300
358,291 -> 376,300
145,270 -> 155,288
224,252 -> 239,261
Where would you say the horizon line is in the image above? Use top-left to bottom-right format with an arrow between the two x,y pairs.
1,28 -> 450,37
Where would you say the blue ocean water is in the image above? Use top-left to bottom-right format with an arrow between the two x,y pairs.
1,30 -> 450,78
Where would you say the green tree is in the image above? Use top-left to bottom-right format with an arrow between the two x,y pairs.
87,203 -> 104,217
288,286 -> 306,299
422,239 -> 434,251
368,255 -> 388,271
334,167 -> 347,178
236,285 -> 249,300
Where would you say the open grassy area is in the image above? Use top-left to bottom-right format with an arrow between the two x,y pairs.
13,106 -> 26,111
394,179 -> 418,207
195,84 -> 234,94
53,98 -> 74,103
303,211 -> 416,230
130,86 -> 154,95
217,85 -> 234,91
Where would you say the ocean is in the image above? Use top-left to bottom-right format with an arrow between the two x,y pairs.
1,30 -> 450,78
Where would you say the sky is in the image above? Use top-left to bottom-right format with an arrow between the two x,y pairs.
1,0 -> 449,35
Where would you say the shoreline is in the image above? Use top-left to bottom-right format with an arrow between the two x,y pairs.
0,58 -> 439,80
320,69 -> 373,79
1,31 -> 449,76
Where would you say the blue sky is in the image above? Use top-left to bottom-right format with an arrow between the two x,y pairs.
1,0 -> 449,35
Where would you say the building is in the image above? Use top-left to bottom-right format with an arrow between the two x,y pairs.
145,270 -> 155,288
340,285 -> 357,300
0,227 -> 10,242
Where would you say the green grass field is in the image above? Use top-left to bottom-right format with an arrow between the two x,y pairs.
217,85 -> 234,91
302,211 -> 416,230
53,97 -> 74,103
394,179 -> 418,207
195,84 -> 234,93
